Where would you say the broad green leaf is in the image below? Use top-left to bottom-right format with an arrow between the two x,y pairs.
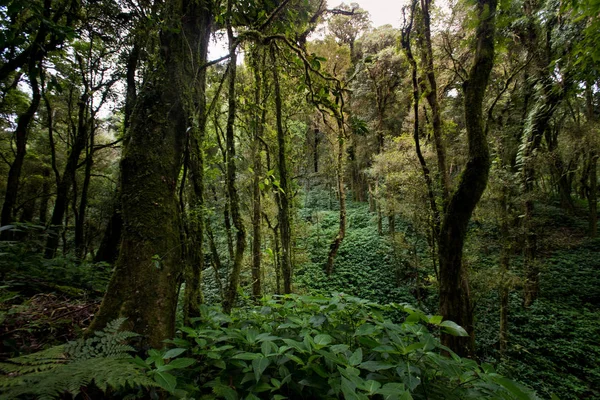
363,379 -> 381,394
440,321 -> 468,337
162,348 -> 187,359
252,356 -> 270,382
314,334 -> 333,346
349,348 -> 363,366
359,360 -> 395,372
233,352 -> 262,360
154,371 -> 177,393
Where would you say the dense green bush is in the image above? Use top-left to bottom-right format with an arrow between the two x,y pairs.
139,294 -> 538,399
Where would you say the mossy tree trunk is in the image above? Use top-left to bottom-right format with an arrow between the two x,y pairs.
223,11 -> 246,313
438,0 -> 497,357
271,44 -> 293,293
89,0 -> 210,348
0,66 -> 41,239
181,2 -> 213,325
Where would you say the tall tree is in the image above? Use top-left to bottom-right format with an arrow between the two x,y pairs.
437,0 -> 497,356
89,0 -> 212,348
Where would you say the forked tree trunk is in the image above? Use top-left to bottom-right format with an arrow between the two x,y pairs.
438,0 -> 497,357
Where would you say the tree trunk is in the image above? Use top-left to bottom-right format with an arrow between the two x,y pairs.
419,0 -> 450,206
250,49 -> 265,300
588,153 -> 597,237
44,91 -> 89,258
88,0 -> 205,348
75,122 -> 94,260
223,18 -> 246,313
1,68 -> 41,239
438,0 -> 497,357
498,186 -> 510,354
325,116 -> 347,275
182,4 -> 212,325
271,44 -> 293,293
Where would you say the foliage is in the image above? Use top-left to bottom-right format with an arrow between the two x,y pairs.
139,294 -> 539,399
0,318 -> 155,399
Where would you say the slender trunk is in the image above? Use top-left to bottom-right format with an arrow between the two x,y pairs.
1,68 -> 41,238
182,5 -> 212,325
498,186 -> 510,354
438,0 -> 496,357
419,0 -> 450,205
95,42 -> 140,264
223,18 -> 246,313
44,92 -> 89,258
250,49 -> 265,300
39,167 -> 50,224
588,153 -> 597,237
75,121 -> 94,260
271,45 -> 293,293
401,0 -> 440,242
206,221 -> 225,301
325,116 -> 346,275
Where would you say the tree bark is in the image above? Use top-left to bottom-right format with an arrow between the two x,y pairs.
250,48 -> 265,300
418,0 -> 450,206
271,44 -> 293,293
438,0 -> 497,357
223,15 -> 246,313
1,68 -> 41,238
44,90 -> 89,258
89,0 -> 207,348
182,2 -> 212,325
326,115 -> 347,275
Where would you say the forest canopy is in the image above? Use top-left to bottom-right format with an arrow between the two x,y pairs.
0,0 -> 598,398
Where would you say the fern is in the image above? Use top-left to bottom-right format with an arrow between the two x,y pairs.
65,317 -> 138,361
0,318 -> 157,399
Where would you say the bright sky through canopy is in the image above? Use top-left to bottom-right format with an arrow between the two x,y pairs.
350,0 -> 405,28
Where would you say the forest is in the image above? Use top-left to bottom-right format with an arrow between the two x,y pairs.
0,0 -> 598,398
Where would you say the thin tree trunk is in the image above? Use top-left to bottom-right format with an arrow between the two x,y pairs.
75,120 -> 94,260
438,0 -> 497,357
1,68 -> 41,238
182,5 -> 212,325
401,0 -> 440,242
223,16 -> 246,313
588,153 -> 597,237
44,91 -> 89,258
271,44 -> 293,293
498,186 -> 510,354
419,0 -> 450,206
250,49 -> 265,300
326,116 -> 346,275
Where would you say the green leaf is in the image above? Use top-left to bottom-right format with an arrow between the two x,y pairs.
153,371 -> 177,393
165,357 -> 195,369
314,334 -> 333,346
359,361 -> 395,372
349,348 -> 363,366
363,379 -> 381,394
163,348 -> 186,359
233,352 -> 262,360
252,356 -> 270,382
440,321 -> 468,337
355,323 -> 377,336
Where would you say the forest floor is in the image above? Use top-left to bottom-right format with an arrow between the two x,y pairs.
0,196 -> 598,399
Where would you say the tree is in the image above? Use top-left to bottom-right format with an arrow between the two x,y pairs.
89,0 -> 213,348
437,0 -> 497,356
